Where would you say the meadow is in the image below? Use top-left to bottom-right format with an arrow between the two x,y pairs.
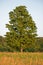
0,52 -> 43,65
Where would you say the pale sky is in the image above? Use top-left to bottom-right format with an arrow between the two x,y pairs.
0,0 -> 43,37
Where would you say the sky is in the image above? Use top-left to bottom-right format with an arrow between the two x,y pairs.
0,0 -> 43,37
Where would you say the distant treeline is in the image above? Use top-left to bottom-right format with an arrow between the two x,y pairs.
0,36 -> 43,52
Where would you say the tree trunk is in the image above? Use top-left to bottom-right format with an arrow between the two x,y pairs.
20,42 -> 23,52
20,47 -> 23,52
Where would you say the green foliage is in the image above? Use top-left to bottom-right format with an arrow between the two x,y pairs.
5,6 -> 37,52
0,36 -> 43,52
36,37 -> 43,52
0,36 -> 7,51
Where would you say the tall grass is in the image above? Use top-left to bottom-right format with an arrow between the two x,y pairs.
0,52 -> 43,65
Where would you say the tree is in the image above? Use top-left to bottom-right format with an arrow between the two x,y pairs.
0,36 -> 8,51
5,6 -> 37,52
36,37 -> 43,52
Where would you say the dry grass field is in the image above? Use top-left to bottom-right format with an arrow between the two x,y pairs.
0,52 -> 43,65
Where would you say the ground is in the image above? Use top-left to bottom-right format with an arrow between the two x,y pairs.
0,52 -> 43,65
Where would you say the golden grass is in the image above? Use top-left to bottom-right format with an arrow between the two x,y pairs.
0,52 -> 43,65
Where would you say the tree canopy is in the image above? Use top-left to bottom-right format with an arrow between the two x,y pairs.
5,6 -> 37,52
